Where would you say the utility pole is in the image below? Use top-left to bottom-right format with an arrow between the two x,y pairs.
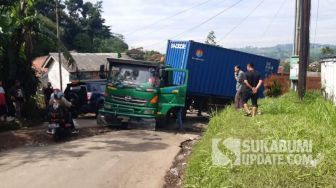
293,0 -> 301,56
290,0 -> 301,91
297,0 -> 311,99
56,0 -> 63,91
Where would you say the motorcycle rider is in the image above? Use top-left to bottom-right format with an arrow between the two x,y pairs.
48,90 -> 79,134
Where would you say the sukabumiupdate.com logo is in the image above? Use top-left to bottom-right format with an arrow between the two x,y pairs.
212,138 -> 323,167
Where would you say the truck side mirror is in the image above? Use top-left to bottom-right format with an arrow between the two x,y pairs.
99,65 -> 106,79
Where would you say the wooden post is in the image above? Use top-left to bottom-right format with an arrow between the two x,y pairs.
298,0 -> 311,99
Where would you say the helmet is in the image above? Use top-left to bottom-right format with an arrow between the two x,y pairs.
54,91 -> 64,100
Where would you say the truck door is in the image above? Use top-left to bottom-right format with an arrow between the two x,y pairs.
158,68 -> 188,115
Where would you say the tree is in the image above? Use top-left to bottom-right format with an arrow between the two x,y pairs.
0,0 -> 41,96
321,46 -> 335,57
94,35 -> 128,53
205,30 -> 217,46
126,48 -> 145,60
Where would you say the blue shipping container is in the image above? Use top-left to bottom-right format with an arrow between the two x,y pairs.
165,40 -> 280,98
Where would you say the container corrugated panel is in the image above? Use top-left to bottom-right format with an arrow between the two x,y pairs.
321,58 -> 336,105
165,40 -> 280,98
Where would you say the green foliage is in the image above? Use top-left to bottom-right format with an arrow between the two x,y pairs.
73,33 -> 92,52
0,0 -> 40,97
321,46 -> 335,57
33,0 -> 128,53
205,30 -> 217,46
126,48 -> 163,62
281,61 -> 290,73
185,92 -> 336,187
94,36 -> 129,53
126,48 -> 145,60
264,79 -> 282,97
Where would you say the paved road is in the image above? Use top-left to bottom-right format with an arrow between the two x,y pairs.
0,116 -> 206,188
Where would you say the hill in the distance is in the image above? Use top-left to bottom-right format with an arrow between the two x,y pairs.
235,44 -> 336,62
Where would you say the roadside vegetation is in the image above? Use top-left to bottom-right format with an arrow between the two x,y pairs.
184,92 -> 336,187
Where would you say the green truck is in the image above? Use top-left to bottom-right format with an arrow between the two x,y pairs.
97,58 -> 188,127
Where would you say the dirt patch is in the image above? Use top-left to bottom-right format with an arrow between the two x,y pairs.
164,136 -> 200,188
0,125 -> 115,152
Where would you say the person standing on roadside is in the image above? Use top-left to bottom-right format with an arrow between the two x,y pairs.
0,81 -> 7,121
234,65 -> 244,109
43,82 -> 54,108
10,80 -> 25,119
242,63 -> 263,117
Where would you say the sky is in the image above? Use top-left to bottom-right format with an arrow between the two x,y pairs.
88,0 -> 336,52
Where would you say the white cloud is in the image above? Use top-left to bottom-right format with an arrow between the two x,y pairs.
89,0 -> 336,52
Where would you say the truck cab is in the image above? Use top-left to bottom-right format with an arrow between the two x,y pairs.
97,58 -> 188,127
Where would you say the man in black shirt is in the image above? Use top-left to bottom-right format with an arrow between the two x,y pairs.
242,63 -> 263,117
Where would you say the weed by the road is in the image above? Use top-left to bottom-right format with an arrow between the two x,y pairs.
184,92 -> 336,187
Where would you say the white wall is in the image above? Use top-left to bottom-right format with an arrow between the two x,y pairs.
47,60 -> 70,91
321,60 -> 336,105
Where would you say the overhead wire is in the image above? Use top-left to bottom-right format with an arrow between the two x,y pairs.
313,0 -> 320,44
256,0 -> 287,45
217,0 -> 265,44
171,0 -> 244,40
142,0 -> 244,49
125,0 -> 215,37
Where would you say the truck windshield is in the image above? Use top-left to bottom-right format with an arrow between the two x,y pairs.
108,64 -> 158,88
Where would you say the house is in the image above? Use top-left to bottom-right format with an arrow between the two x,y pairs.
42,52 -> 131,90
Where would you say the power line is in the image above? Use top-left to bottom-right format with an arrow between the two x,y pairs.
128,0 -> 228,41
256,0 -> 287,45
172,0 -> 244,39
313,0 -> 319,44
142,0 -> 244,49
217,0 -> 265,44
125,0 -> 215,37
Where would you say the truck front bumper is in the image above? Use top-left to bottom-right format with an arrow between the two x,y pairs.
98,101 -> 157,124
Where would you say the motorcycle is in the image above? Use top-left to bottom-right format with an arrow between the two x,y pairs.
47,101 -> 78,141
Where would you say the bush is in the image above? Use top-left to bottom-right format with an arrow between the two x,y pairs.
22,95 -> 45,120
264,75 -> 289,97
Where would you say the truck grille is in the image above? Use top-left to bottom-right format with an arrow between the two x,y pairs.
111,95 -> 147,106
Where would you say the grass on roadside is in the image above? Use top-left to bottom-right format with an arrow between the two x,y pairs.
184,92 -> 336,187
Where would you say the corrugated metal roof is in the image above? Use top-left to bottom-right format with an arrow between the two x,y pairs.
44,52 -> 131,72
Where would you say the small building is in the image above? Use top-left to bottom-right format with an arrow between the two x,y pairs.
42,52 -> 131,90
321,57 -> 336,105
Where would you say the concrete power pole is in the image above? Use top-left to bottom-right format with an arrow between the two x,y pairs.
293,0 -> 301,56
290,0 -> 301,91
56,0 -> 63,91
297,0 -> 311,99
